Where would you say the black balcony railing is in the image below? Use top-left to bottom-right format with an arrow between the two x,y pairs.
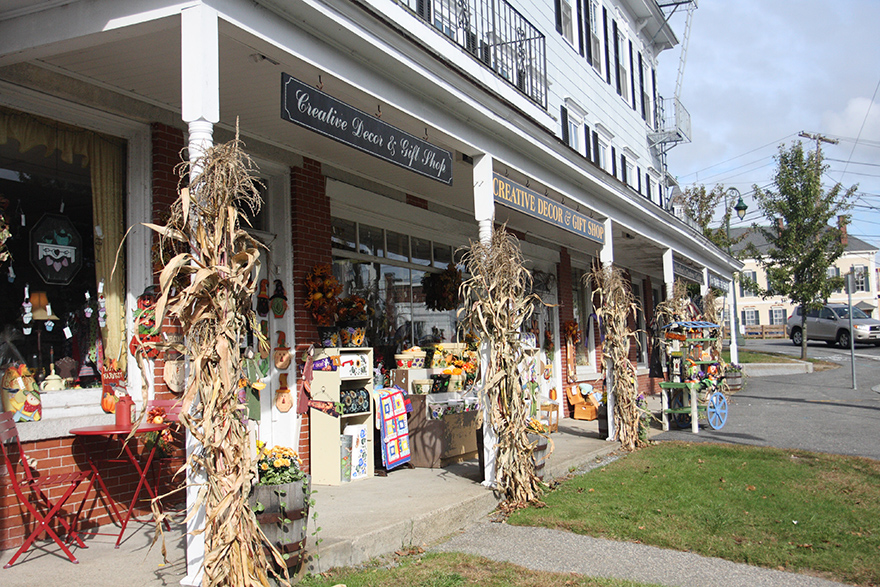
399,0 -> 547,109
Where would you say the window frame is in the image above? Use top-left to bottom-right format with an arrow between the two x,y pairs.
588,0 -> 603,76
560,0 -> 576,47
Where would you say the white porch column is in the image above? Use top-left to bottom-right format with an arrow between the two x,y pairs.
701,268 -> 709,299
662,249 -> 674,300
473,154 -> 494,246
180,4 -> 219,586
600,219 -> 614,442
729,279 -> 740,365
472,154 -> 497,487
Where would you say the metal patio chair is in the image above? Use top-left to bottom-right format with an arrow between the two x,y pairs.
1,411 -> 93,567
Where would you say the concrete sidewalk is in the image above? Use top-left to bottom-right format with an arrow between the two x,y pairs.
0,417 -> 617,586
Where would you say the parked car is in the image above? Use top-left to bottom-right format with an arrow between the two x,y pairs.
786,303 -> 880,347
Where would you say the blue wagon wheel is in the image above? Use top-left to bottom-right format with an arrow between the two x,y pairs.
707,391 -> 728,430
670,390 -> 691,429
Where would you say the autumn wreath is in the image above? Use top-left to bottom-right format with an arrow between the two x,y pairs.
304,264 -> 342,326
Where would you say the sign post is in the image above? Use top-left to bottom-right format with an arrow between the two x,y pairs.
846,272 -> 856,390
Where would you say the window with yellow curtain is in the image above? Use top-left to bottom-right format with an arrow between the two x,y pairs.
0,107 -> 126,391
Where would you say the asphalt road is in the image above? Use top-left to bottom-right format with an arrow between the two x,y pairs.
653,339 -> 880,459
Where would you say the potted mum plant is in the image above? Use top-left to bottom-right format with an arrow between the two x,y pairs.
337,294 -> 372,347
249,441 -> 312,577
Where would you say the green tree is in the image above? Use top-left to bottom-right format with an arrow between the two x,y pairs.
673,184 -> 745,251
748,141 -> 857,359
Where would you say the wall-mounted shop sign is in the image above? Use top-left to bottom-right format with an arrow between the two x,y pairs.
493,173 -> 604,244
708,273 -> 729,292
672,260 -> 704,284
281,73 -> 453,185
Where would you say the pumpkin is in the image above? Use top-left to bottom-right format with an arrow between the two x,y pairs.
101,391 -> 117,414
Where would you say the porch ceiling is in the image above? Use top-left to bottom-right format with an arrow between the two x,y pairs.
31,17 -> 477,215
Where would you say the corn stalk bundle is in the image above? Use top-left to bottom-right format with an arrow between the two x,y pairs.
653,279 -> 699,328
140,132 -> 285,586
588,264 -> 644,451
702,289 -> 723,359
457,226 -> 546,507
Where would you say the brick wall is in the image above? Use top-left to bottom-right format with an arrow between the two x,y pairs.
1,433 -> 153,552
151,123 -> 186,400
290,157 -> 333,473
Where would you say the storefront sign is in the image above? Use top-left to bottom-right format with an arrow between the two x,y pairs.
708,273 -> 729,292
493,173 -> 605,244
672,260 -> 704,284
281,73 -> 453,185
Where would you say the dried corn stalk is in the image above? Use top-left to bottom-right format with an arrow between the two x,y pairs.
457,226 -> 547,507
702,289 -> 722,360
653,279 -> 699,327
141,130 -> 286,586
588,264 -> 644,451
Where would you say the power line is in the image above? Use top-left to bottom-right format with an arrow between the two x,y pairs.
839,76 -> 880,180
675,133 -> 796,180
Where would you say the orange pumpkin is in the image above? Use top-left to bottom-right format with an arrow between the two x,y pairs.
101,392 -> 117,414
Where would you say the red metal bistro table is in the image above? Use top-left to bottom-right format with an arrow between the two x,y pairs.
69,423 -> 169,547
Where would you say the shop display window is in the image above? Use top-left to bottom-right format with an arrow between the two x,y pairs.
1,141 -> 96,385
0,108 -> 126,398
330,218 -> 462,372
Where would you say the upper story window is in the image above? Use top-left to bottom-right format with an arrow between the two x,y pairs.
596,137 -> 607,171
589,1 -> 603,76
740,270 -> 758,297
616,28 -> 628,101
562,100 -> 586,154
826,266 -> 842,293
853,265 -> 868,292
641,57 -> 652,125
556,0 -> 576,46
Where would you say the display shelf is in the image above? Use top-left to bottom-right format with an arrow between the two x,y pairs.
310,347 -> 374,486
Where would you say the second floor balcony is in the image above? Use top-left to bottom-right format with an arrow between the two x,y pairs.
398,0 -> 547,109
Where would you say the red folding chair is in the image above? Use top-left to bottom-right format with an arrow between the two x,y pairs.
1,411 -> 93,567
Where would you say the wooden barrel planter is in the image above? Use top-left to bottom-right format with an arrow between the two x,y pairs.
527,433 -> 549,481
725,371 -> 743,392
249,476 -> 310,576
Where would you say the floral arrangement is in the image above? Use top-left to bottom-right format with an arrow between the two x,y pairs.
562,319 -> 581,345
337,294 -> 371,322
543,329 -> 554,360
422,263 -> 462,311
255,441 -> 306,486
304,264 -> 342,326
142,405 -> 175,457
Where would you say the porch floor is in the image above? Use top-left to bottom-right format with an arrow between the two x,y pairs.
0,416 -> 619,586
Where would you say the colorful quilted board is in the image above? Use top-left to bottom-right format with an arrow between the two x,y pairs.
377,388 -> 411,470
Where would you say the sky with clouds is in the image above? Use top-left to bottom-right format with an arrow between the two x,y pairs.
656,0 -> 880,254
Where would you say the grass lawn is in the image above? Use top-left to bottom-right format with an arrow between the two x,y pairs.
300,552 -> 663,587
508,442 -> 880,586
722,349 -> 796,364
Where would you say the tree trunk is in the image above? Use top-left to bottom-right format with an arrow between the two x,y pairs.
800,312 -> 808,360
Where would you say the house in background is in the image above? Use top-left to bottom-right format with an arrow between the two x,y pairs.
722,221 -> 878,335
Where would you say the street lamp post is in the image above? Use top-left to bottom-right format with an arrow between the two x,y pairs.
725,187 -> 748,365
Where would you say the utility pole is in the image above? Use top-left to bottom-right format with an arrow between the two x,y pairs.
798,131 -> 839,175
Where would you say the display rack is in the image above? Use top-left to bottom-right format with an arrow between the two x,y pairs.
309,347 -> 374,485
658,321 -> 729,433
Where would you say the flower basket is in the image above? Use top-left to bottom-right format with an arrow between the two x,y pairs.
339,320 -> 367,348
